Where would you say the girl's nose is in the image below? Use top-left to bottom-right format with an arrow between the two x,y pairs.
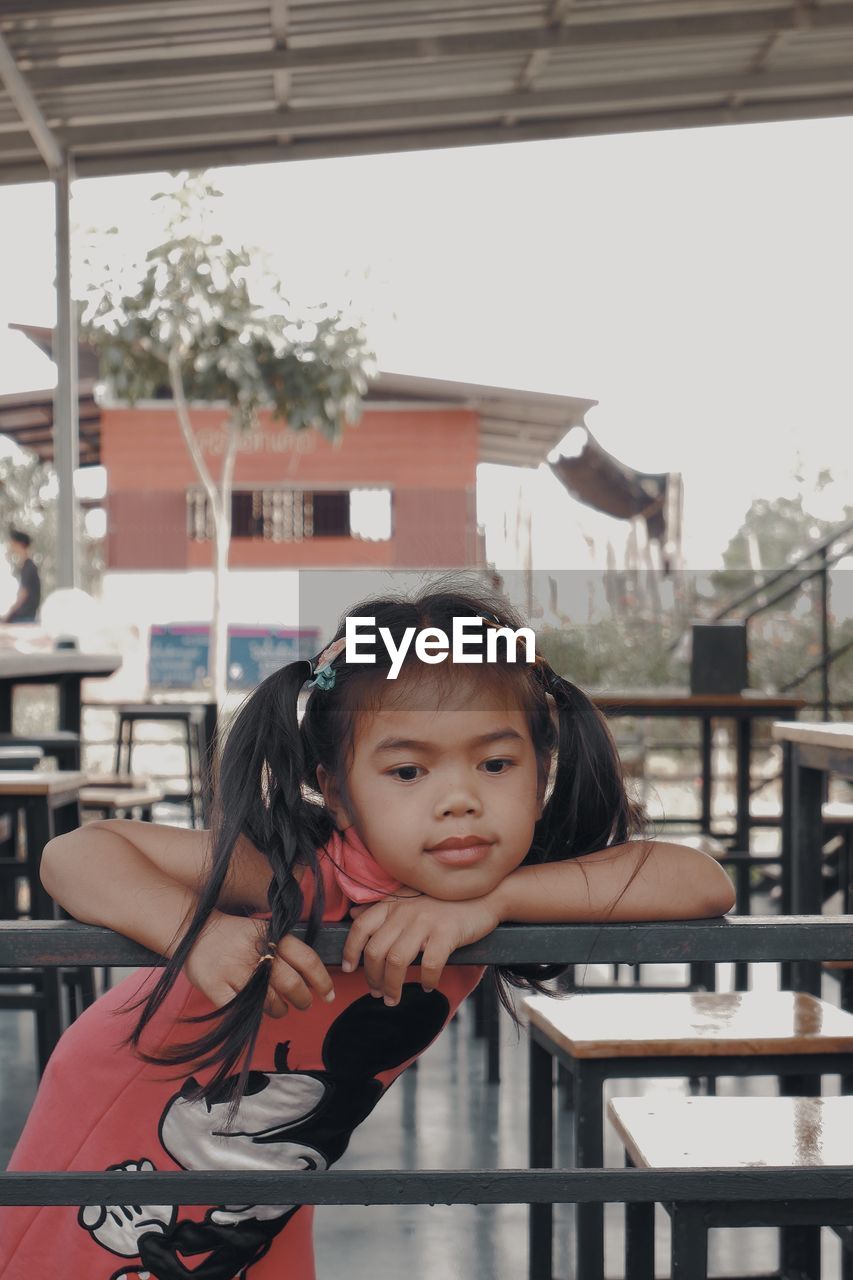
437,786 -> 483,818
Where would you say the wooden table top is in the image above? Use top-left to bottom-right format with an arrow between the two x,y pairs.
523,991 -> 853,1058
0,652 -> 120,680
772,721 -> 853,752
81,784 -> 164,806
608,1095 -> 853,1169
0,770 -> 87,796
590,688 -> 805,712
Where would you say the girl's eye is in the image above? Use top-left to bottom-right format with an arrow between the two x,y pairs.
481,758 -> 513,774
389,765 -> 423,782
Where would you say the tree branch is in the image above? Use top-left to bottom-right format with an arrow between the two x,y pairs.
168,345 -> 219,507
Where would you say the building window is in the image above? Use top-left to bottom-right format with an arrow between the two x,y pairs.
350,488 -> 393,541
187,488 -> 392,542
312,491 -> 349,537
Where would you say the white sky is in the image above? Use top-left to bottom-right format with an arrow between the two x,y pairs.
0,113 -> 851,573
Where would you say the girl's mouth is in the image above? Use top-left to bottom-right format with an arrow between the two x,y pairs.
425,842 -> 492,867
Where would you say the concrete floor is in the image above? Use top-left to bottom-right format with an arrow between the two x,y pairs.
1,959 -> 847,1279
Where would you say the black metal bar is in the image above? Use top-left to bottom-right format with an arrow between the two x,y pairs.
782,636 -> 853,695
482,974 -> 501,1084
56,674 -> 82,740
0,681 -> 12,733
5,1166 -> 853,1208
710,520 -> 853,621
528,1037 -> 554,1280
576,1061 -> 606,1280
624,1154 -> 655,1280
700,718 -> 712,832
2,917 -> 853,967
670,1203 -> 709,1280
791,755 -> 826,996
740,560 -> 831,623
735,715 -> 751,853
820,547 -> 831,720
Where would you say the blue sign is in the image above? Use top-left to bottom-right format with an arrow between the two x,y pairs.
149,625 -> 210,691
148,625 -> 321,691
227,627 -> 320,690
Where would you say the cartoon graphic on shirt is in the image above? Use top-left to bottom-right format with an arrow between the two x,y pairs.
78,985 -> 450,1280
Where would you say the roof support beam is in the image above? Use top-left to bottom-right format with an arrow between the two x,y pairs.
51,62 -> 853,150
53,154 -> 81,590
21,4 -> 853,92
3,89 -> 853,186
270,0 -> 290,105
0,29 -> 62,168
0,33 -> 79,586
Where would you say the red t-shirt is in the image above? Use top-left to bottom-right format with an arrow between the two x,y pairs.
0,842 -> 484,1280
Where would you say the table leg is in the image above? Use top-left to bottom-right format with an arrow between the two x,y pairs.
482,976 -> 501,1084
528,1036 -> 554,1280
670,1204 -> 708,1280
780,741 -> 795,991
700,718 -> 713,834
733,718 -> 751,988
575,1062 -> 605,1280
624,1154 -> 654,1280
57,674 -> 82,736
790,751 -> 824,996
23,798 -> 64,1071
735,715 -> 751,853
779,1068 -> 822,1279
0,682 -> 12,733
201,701 -> 218,825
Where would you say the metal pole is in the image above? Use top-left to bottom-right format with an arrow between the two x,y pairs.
0,33 -> 78,588
52,154 -> 80,589
819,545 -> 830,720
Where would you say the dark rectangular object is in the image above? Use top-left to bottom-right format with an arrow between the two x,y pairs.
690,622 -> 748,695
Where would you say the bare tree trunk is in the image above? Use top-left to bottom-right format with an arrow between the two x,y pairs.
168,346 -> 236,713
210,420 -> 239,709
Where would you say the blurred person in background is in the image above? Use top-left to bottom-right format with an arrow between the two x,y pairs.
2,529 -> 41,624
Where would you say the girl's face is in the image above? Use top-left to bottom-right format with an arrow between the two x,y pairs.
318,674 -> 543,901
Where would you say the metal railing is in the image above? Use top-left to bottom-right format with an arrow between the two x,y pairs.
712,517 -> 853,719
3,917 -> 853,1211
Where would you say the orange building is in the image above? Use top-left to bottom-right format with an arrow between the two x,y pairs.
103,397 -> 481,571
1,328 -> 595,578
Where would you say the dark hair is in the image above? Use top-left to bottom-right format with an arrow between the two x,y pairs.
128,577 -> 646,1109
8,528 -> 31,548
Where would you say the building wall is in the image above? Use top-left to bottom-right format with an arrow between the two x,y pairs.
101,403 -> 481,571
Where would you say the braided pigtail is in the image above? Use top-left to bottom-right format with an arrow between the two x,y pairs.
536,666 -> 642,860
127,658 -> 330,1110
494,662 -> 647,1008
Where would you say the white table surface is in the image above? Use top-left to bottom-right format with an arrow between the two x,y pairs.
772,720 -> 853,752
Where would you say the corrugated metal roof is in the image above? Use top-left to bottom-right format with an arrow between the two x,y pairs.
2,1 -> 853,185
0,327 -> 595,466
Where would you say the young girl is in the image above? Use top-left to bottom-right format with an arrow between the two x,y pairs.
0,584 -> 734,1280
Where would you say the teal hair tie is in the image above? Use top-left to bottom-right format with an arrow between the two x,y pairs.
307,635 -> 346,691
308,663 -> 338,692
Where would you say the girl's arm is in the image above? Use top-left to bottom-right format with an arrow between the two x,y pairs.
40,820 -> 333,1014
489,839 -> 736,925
41,819 -> 273,939
342,840 -> 735,1005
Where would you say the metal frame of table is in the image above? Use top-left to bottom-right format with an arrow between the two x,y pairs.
527,1025 -> 842,1280
621,1150 -> 853,1280
592,691 -> 804,851
0,773 -> 88,1071
0,653 -> 121,739
0,652 -> 121,772
775,721 -> 853,995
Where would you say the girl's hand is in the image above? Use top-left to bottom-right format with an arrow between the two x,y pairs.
342,893 -> 500,1005
184,912 -> 335,1016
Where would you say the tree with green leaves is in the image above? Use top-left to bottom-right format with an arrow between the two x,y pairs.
81,173 -> 375,711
